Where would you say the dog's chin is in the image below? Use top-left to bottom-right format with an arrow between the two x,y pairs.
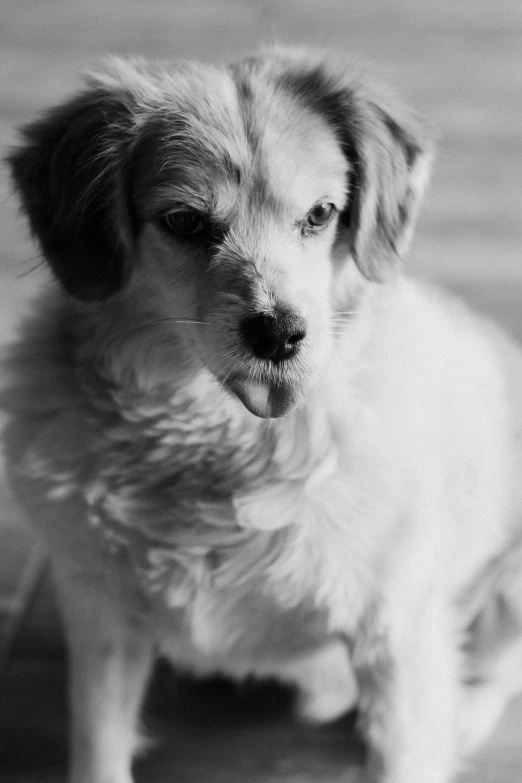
228,377 -> 300,419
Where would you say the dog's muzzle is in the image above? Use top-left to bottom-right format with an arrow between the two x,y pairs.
228,310 -> 306,418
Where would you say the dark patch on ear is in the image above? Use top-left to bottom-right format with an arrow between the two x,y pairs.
273,58 -> 432,281
7,87 -> 138,301
344,99 -> 430,280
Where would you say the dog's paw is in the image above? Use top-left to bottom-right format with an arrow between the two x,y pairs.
296,683 -> 357,723
290,642 -> 358,724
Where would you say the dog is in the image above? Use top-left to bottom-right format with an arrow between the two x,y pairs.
2,47 -> 522,783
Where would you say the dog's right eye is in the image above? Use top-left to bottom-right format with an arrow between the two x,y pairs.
160,208 -> 205,237
307,202 -> 335,227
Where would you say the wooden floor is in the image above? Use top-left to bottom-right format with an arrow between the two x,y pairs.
1,1 -> 521,780
1,636 -> 522,783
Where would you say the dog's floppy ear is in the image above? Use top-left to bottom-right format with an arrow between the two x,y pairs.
340,79 -> 434,280
7,76 -> 138,301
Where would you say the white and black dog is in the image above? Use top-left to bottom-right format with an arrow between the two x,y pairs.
3,47 -> 522,783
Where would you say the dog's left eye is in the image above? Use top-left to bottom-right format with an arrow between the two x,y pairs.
160,208 -> 205,237
306,202 -> 335,227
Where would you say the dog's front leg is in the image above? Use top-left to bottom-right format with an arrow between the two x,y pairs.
54,564 -> 154,783
355,591 -> 460,783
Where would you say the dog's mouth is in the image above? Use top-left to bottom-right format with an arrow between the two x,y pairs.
227,376 -> 300,418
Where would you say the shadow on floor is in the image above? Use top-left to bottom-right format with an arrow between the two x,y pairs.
1,654 -> 364,783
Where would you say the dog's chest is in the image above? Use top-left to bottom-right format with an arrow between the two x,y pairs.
88,408 -> 335,604
10,371 -> 369,660
82,416 -> 354,662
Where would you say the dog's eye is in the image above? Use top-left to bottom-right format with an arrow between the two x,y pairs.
306,202 -> 335,227
160,208 -> 205,237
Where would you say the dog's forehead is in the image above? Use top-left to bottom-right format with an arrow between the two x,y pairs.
133,62 -> 348,217
239,71 -> 349,212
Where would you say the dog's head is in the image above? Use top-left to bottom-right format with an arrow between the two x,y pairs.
8,49 -> 432,418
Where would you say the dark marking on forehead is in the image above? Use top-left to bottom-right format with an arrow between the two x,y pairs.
229,60 -> 255,102
228,61 -> 259,156
222,151 -> 243,186
228,62 -> 286,215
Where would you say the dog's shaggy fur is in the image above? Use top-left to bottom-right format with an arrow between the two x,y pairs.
2,47 -> 522,783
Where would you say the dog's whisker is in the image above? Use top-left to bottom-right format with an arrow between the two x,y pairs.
17,258 -> 48,277
217,367 -> 236,390
207,345 -> 251,388
124,318 -> 212,342
143,318 -> 211,326
211,355 -> 238,382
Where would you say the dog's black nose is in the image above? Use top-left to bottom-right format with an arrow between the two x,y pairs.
241,312 -> 307,362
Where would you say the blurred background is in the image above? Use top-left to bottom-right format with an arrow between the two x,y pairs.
0,1 -> 521,781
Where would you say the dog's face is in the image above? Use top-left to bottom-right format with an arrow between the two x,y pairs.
131,65 -> 349,418
9,49 -> 432,418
